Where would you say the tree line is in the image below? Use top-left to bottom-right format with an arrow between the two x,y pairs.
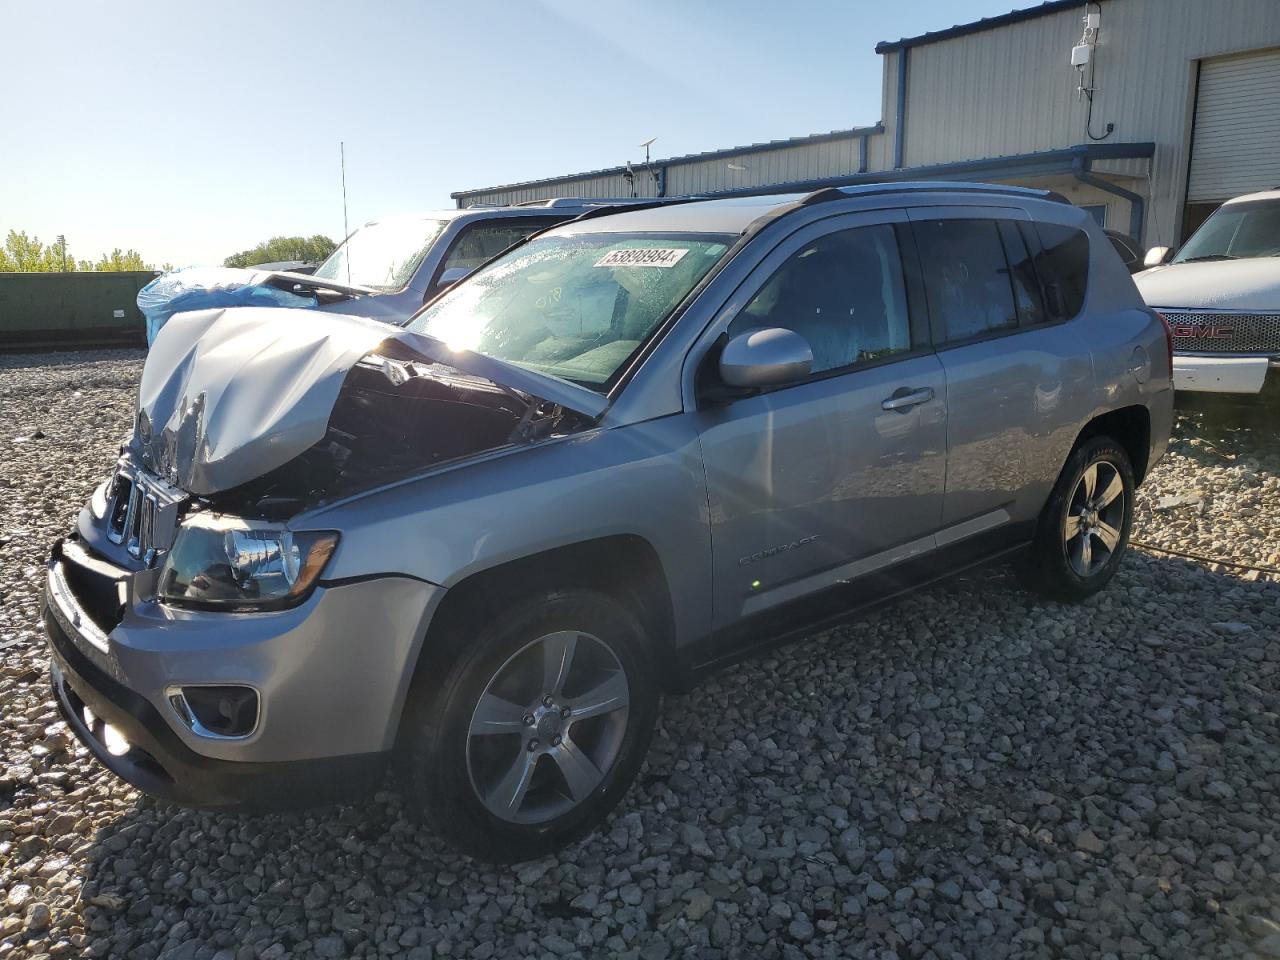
0,229 -> 338,274
0,230 -> 160,273
223,235 -> 336,268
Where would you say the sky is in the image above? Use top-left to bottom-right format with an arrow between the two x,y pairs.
2,0 -> 1039,268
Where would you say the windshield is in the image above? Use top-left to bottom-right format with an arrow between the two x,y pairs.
405,232 -> 732,389
1175,198 -> 1280,262
313,218 -> 447,290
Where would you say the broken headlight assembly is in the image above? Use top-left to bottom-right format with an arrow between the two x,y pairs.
157,514 -> 338,611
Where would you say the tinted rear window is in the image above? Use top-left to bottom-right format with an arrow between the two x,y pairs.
913,219 -> 1019,342
1033,223 -> 1090,321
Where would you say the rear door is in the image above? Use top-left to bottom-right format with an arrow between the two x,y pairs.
690,211 -> 948,628
908,208 -> 1094,534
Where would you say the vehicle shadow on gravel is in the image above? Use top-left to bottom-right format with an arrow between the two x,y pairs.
71,552 -> 1280,959
1169,391 -> 1280,470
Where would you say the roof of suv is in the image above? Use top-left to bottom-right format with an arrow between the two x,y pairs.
558,181 -> 1063,236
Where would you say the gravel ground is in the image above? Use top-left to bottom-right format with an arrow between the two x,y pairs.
2,349 -> 1279,960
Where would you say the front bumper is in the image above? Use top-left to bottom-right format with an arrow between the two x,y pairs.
1173,353 -> 1280,394
43,539 -> 443,808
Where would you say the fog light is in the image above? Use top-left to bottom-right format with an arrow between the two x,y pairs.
102,724 -> 130,757
168,685 -> 259,739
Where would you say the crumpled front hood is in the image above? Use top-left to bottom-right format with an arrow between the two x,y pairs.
136,307 -> 395,495
1135,258 -> 1280,311
134,306 -> 608,496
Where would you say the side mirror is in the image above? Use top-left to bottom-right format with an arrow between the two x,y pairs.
720,327 -> 813,388
431,265 -> 472,296
1143,245 -> 1172,268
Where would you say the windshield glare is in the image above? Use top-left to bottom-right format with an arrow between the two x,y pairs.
406,233 -> 732,389
1175,199 -> 1280,262
313,218 -> 447,290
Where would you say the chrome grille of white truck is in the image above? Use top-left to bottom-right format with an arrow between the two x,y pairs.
1165,311 -> 1280,354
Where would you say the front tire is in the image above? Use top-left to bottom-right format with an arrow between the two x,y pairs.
398,589 -> 658,862
1020,436 -> 1135,603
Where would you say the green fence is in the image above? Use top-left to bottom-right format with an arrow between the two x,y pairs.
0,271 -> 159,349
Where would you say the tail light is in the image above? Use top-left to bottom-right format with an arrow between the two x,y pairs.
1155,310 -> 1174,379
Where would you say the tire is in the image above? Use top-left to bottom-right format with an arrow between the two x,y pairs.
1020,435 -> 1135,603
397,589 -> 658,862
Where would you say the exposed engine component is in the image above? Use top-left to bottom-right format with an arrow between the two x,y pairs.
210,348 -> 582,517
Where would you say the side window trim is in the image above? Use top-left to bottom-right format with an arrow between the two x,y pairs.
996,220 -> 1050,329
894,221 -> 934,350
1016,220 -> 1059,328
905,206 -> 1043,350
729,221 -> 917,384
687,208 -> 933,408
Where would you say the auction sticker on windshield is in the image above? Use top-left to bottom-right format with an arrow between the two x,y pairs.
595,248 -> 690,268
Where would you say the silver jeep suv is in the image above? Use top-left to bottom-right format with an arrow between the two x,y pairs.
44,183 -> 1173,861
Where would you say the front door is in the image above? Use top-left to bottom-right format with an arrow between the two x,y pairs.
690,212 -> 948,629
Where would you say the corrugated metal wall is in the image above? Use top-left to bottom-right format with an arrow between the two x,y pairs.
666,135 -> 865,195
455,130 -> 880,207
456,0 -> 1280,246
899,0 -> 1280,244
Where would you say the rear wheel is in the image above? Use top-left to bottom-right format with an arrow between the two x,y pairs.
398,589 -> 658,862
1021,436 -> 1135,603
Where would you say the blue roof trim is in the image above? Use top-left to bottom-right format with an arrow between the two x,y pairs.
451,124 -> 885,201
875,0 -> 1088,54
698,142 -> 1155,200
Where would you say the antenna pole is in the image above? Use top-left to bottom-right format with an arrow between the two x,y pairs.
340,141 -> 351,284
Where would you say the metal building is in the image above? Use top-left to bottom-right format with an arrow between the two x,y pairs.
452,0 -> 1280,249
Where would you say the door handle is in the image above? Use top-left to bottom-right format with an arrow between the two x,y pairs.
881,387 -> 934,412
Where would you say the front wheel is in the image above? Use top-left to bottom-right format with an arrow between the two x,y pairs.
397,590 -> 658,862
1020,436 -> 1135,603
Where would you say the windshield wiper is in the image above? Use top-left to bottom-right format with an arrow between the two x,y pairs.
1177,254 -> 1238,263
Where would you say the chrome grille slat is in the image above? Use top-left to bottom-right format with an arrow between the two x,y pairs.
101,462 -> 187,566
1165,311 -> 1280,354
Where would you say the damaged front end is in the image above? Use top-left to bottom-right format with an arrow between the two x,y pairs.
219,342 -> 594,517
125,306 -> 604,523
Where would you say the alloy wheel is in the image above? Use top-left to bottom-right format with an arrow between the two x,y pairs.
1063,459 -> 1125,578
466,630 -> 630,824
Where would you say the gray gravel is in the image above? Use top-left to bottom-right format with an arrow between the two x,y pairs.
2,349 -> 1280,960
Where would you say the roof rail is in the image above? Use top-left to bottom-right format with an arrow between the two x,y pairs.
556,196 -> 710,224
511,197 -> 672,209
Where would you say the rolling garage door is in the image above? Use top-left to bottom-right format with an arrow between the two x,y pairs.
1187,49 -> 1280,202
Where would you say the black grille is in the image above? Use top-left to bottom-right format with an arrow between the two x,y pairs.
59,545 -> 126,634
1165,311 -> 1280,353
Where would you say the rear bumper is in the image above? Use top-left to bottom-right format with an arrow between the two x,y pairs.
1173,353 -> 1279,394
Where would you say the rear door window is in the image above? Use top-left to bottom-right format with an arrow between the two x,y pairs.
913,219 -> 1019,342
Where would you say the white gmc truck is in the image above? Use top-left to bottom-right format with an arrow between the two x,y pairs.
1136,190 -> 1280,395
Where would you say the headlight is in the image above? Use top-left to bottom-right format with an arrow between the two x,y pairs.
158,514 -> 338,611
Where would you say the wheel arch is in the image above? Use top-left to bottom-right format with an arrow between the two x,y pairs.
1074,404 -> 1152,483
401,534 -> 683,719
